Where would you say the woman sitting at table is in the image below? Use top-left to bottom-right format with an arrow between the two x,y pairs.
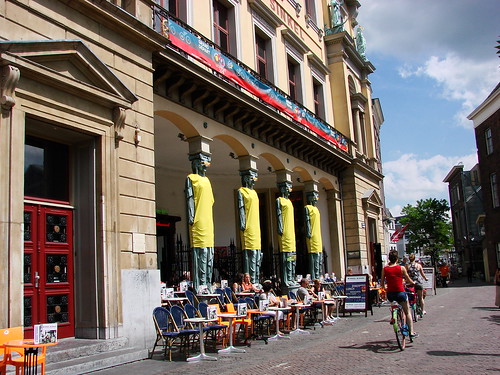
260,281 -> 286,331
312,279 -> 335,320
232,273 -> 244,293
241,272 -> 260,293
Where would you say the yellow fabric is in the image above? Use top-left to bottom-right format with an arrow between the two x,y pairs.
239,187 -> 261,250
278,197 -> 296,252
188,173 -> 214,247
306,205 -> 322,253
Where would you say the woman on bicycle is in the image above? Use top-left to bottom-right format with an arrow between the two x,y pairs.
406,253 -> 428,315
381,250 -> 417,337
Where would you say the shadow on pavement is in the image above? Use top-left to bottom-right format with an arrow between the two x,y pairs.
427,350 -> 500,357
338,340 -> 410,354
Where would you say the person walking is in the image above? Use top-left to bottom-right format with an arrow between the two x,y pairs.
406,254 -> 428,315
381,250 -> 417,338
439,262 -> 450,287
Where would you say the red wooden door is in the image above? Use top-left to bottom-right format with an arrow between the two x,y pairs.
24,204 -> 74,339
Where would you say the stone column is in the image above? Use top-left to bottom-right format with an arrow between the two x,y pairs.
0,65 -> 22,327
325,188 -> 345,279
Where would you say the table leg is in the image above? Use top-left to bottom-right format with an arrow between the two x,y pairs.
290,306 -> 310,335
269,311 -> 290,341
187,323 -> 217,362
218,317 -> 246,354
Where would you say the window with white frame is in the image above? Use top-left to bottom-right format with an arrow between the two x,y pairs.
485,127 -> 493,155
490,173 -> 499,208
255,31 -> 273,82
312,78 -> 325,120
305,0 -> 317,23
287,57 -> 302,103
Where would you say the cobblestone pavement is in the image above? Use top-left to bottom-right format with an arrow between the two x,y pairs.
93,279 -> 499,375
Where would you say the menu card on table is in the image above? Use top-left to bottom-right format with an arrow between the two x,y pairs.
237,303 -> 247,316
34,323 -> 58,344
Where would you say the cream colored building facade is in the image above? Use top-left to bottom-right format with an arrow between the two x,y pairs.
0,0 -> 384,351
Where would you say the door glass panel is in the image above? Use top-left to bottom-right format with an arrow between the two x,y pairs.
47,294 -> 69,323
24,211 -> 32,241
24,296 -> 32,327
24,136 -> 69,201
46,214 -> 67,243
46,255 -> 67,283
24,254 -> 32,283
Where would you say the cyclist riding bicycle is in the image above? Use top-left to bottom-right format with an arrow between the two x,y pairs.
381,250 -> 418,338
406,253 -> 428,315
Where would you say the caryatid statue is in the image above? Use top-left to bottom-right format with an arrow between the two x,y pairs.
237,169 -> 262,284
355,26 -> 367,60
276,180 -> 297,287
304,190 -> 323,281
185,152 -> 214,291
329,0 -> 345,32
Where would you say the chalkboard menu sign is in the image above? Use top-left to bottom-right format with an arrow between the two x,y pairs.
344,274 -> 369,314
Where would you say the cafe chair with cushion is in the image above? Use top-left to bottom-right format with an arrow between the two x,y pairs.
169,305 -> 198,355
198,302 -> 227,346
150,307 -> 180,361
224,287 -> 237,304
245,297 -> 272,337
225,303 -> 251,340
185,290 -> 198,307
184,303 -> 201,319
214,288 -> 226,307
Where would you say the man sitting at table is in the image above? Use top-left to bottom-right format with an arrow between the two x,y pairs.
297,278 -> 315,301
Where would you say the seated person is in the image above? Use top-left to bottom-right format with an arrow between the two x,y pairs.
312,279 -> 335,320
297,278 -> 316,301
232,273 -> 243,293
241,272 -> 261,293
260,282 -> 286,316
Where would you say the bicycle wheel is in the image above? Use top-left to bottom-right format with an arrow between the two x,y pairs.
416,301 -> 423,319
412,304 -> 418,322
394,308 -> 406,351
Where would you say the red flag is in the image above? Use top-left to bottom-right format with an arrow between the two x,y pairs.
390,229 -> 400,242
390,224 -> 408,242
397,224 -> 408,240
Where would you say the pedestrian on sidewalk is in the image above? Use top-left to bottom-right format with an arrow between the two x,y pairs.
495,267 -> 500,308
439,262 -> 450,287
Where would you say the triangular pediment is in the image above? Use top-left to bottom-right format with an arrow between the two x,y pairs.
362,189 -> 383,209
0,40 -> 137,105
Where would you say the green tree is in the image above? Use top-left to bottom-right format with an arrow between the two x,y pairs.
399,198 -> 453,266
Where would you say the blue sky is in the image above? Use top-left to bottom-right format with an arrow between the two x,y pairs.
357,0 -> 499,216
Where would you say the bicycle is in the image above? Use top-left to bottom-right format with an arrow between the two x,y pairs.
405,286 -> 419,322
389,301 -> 413,351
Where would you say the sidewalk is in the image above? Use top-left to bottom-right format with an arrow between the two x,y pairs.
90,278 -> 499,375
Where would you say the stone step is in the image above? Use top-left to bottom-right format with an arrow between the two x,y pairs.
46,337 -> 130,364
45,346 -> 148,375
